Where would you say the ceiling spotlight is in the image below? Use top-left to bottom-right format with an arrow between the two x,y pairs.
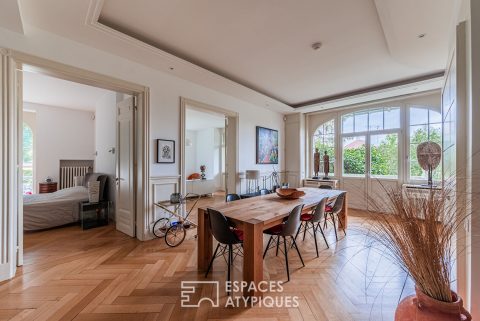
169,67 -> 174,70
418,33 -> 426,39
311,42 -> 322,50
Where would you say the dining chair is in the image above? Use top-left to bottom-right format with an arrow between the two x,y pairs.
294,197 -> 329,257
263,204 -> 305,282
226,193 -> 241,202
324,192 -> 346,241
259,188 -> 271,195
319,185 -> 332,189
205,209 -> 243,287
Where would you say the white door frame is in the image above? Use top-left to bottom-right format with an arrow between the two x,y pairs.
179,98 -> 239,196
0,48 -> 151,280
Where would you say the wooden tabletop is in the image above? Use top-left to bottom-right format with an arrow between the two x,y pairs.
199,187 -> 345,227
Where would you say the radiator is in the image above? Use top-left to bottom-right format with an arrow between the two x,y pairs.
59,166 -> 91,189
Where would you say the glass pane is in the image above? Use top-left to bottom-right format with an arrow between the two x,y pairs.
324,120 -> 334,134
342,114 -> 354,133
410,144 -> 426,179
410,107 -> 428,125
429,110 -> 442,123
343,136 -> 366,176
354,112 -> 368,132
313,121 -> 335,176
384,107 -> 400,129
370,134 -> 398,178
410,125 -> 428,144
429,123 -> 442,144
368,109 -> 383,131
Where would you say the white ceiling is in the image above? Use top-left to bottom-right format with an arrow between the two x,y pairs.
186,108 -> 225,131
14,0 -> 455,110
23,71 -> 114,111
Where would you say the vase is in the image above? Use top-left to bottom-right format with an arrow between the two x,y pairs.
395,286 -> 471,321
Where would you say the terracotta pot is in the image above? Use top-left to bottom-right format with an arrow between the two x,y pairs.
395,286 -> 472,321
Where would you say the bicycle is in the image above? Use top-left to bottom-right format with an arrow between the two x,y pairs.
152,193 -> 200,247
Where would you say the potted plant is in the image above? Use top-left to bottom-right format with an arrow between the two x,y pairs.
367,183 -> 472,321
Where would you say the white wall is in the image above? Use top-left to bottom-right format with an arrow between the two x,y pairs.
23,102 -> 95,186
0,26 -> 285,184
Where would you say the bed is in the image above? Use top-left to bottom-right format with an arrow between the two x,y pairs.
23,173 -> 108,231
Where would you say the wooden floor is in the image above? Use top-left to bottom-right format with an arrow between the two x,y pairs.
0,195 -> 415,321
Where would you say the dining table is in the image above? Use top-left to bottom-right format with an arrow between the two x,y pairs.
197,187 -> 348,297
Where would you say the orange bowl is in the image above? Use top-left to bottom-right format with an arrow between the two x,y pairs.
276,188 -> 306,199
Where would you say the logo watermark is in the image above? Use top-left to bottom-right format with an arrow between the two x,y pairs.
181,280 -> 299,308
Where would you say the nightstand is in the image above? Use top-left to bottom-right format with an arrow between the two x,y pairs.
79,201 -> 109,230
39,182 -> 58,193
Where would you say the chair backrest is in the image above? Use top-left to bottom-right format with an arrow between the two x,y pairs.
311,197 -> 328,222
226,193 -> 241,202
259,189 -> 271,195
332,192 -> 346,214
207,208 -> 239,244
281,204 -> 304,236
319,185 -> 332,189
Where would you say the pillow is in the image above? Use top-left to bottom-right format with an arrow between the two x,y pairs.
84,173 -> 108,201
73,176 -> 84,187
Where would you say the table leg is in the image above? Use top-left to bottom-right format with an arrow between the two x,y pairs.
243,220 -> 264,297
197,208 -> 212,270
339,193 -> 348,229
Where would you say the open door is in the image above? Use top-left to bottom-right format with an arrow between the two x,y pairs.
115,96 -> 136,237
0,50 -> 20,281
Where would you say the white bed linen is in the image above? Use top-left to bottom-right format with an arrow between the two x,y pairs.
23,186 -> 89,231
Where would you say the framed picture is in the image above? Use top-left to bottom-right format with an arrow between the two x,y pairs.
156,139 -> 175,163
256,126 -> 279,164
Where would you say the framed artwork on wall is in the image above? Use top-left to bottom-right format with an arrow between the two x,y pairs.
256,126 -> 279,164
156,139 -> 175,163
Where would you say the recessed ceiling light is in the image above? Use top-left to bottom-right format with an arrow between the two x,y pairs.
311,42 -> 322,50
169,67 -> 174,70
418,33 -> 426,39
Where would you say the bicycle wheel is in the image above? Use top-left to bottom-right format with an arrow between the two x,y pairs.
165,224 -> 186,247
153,218 -> 170,238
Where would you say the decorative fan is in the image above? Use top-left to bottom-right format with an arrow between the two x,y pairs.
416,141 -> 442,186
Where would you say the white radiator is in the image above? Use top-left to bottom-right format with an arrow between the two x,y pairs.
60,166 -> 90,189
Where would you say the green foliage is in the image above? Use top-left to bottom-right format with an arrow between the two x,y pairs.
343,145 -> 366,175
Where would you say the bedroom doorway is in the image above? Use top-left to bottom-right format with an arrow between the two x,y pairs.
20,71 -> 137,238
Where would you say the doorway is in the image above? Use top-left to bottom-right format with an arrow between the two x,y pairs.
0,49 -> 150,281
180,98 -> 238,197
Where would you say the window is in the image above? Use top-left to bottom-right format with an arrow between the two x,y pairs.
341,107 -> 400,178
341,107 -> 400,133
312,119 -> 335,176
23,123 -> 34,194
409,107 -> 442,181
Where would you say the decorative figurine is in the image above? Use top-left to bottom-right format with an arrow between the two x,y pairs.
323,151 -> 330,179
313,148 -> 320,179
200,165 -> 206,180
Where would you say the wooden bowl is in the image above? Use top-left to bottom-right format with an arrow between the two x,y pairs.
276,188 -> 306,199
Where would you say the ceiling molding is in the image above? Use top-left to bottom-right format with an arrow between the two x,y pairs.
292,71 -> 445,109
84,0 -> 292,113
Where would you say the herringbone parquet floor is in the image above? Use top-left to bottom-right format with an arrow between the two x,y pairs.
0,196 -> 415,321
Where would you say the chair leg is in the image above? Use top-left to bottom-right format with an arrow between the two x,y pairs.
312,222 -> 319,257
294,222 -> 303,241
275,236 -> 280,256
227,244 -> 232,285
291,236 -> 305,267
283,236 -> 290,282
302,222 -> 307,241
331,213 -> 338,241
316,222 -> 329,249
205,243 -> 221,278
263,236 -> 273,259
323,212 -> 328,229
337,214 -> 347,236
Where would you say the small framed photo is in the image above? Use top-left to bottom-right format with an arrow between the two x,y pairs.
156,139 -> 175,163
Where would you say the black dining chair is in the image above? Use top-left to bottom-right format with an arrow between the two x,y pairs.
324,192 -> 346,241
294,197 -> 329,257
205,209 -> 243,286
259,188 -> 271,195
263,204 -> 305,282
319,185 -> 332,189
226,193 -> 241,202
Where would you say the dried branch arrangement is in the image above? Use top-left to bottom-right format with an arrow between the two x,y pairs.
366,181 -> 471,303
